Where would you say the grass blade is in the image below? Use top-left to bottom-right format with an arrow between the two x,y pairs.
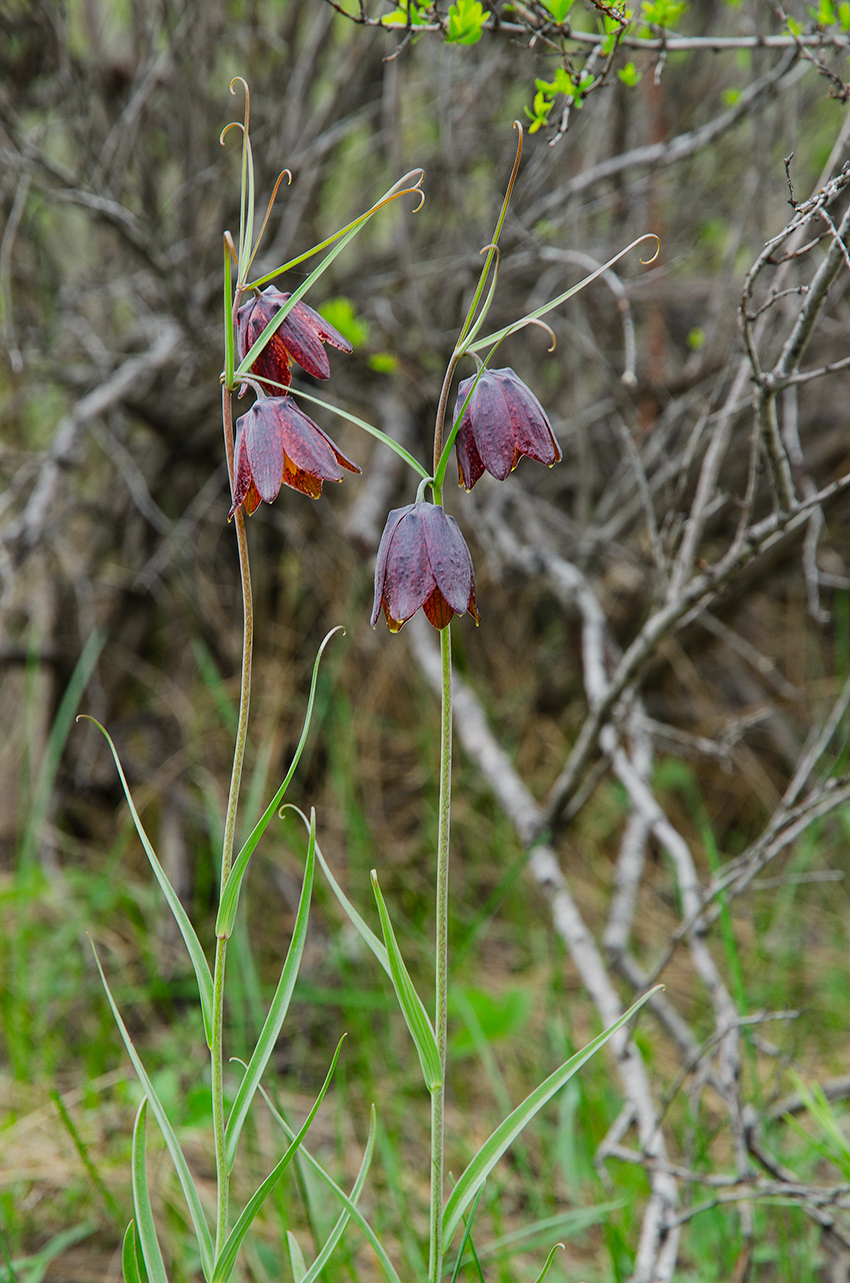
82,718 -> 214,1047
287,1233 -> 307,1283
21,630 -> 103,872
371,870 -> 442,1091
531,1242 -> 564,1283
121,1222 -> 144,1283
223,236 -> 234,388
311,832 -> 390,977
90,940 -> 214,1278
299,1101 -> 376,1283
216,628 -> 342,939
442,987 -> 661,1247
259,1091 -> 401,1283
131,1100 -> 168,1283
212,1039 -> 344,1283
224,812 -> 315,1169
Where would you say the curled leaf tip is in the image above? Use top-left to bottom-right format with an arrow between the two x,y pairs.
220,121 -> 244,146
526,316 -> 557,350
479,242 -> 500,265
230,75 -> 249,97
640,234 -> 662,265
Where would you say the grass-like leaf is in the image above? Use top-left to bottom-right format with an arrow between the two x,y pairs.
299,1099 -> 376,1283
283,386 -> 430,481
441,987 -> 662,1247
131,1101 -> 168,1283
223,237 -> 235,389
302,823 -> 390,977
91,941 -> 214,1279
286,1233 -> 307,1283
371,870 -> 442,1092
224,812 -> 315,1169
212,1038 -> 344,1283
121,1223 -> 144,1283
531,1242 -> 564,1283
83,717 -> 214,1046
21,630 -> 103,873
259,1090 -> 401,1283
216,628 -> 342,939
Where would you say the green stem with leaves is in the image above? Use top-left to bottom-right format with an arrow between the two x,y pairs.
212,379 -> 255,1254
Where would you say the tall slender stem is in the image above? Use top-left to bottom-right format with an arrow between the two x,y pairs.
212,381 -> 255,1254
429,622 -> 453,1283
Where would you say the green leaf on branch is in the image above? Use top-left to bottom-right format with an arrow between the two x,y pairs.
131,1102 -> 168,1283
83,717 -> 214,1046
91,941 -> 214,1277
641,0 -> 688,26
618,61 -> 641,86
224,812 -> 315,1169
446,0 -> 486,43
541,0 -> 574,22
371,870 -> 442,1091
212,1039 -> 343,1283
441,986 -> 663,1247
216,628 -> 343,939
382,0 -> 429,26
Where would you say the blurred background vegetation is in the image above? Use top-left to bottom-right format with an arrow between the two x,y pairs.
4,0 -> 850,1279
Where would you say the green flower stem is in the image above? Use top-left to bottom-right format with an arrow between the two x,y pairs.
212,934 -> 229,1255
429,621 -> 453,1283
214,377 -> 255,1254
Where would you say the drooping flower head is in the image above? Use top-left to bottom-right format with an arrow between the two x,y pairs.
371,502 -> 480,632
230,395 -> 360,516
237,286 -> 353,390
453,367 -> 561,491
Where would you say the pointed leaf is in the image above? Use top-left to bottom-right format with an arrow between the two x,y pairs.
131,1101 -> 168,1283
83,718 -> 213,1046
91,941 -> 214,1277
259,1092 -> 401,1283
532,1242 -> 564,1283
442,987 -> 662,1246
121,1224 -> 144,1283
371,870 -> 442,1091
304,820 -> 390,978
225,813 -> 315,1169
212,1039 -> 343,1283
216,628 -> 342,939
287,1233 -> 307,1283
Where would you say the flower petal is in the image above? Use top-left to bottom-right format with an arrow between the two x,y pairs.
382,505 -> 436,629
242,403 -> 284,504
422,587 -> 453,630
276,399 -> 343,481
454,374 -> 516,481
371,506 -> 411,628
498,369 -> 561,466
229,424 -> 254,519
421,506 -> 474,617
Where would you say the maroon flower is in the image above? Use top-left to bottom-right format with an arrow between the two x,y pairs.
237,286 -> 353,390
230,396 -> 360,515
371,503 -> 480,633
453,367 -> 562,490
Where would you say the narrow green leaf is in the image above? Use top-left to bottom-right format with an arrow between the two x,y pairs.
216,628 -> 342,939
83,718 -> 214,1047
299,818 -> 389,978
246,169 -> 424,291
239,132 -> 256,282
121,1223 -> 143,1283
259,1092 -> 401,1283
450,1187 -> 483,1283
212,1039 -> 344,1283
371,871 -> 442,1091
22,630 -> 104,872
299,1103 -> 376,1283
223,237 -> 234,388
131,1101 -> 168,1283
286,1233 -> 307,1283
531,1242 -> 563,1283
91,941 -> 214,1278
284,387 -> 430,481
441,987 -> 661,1246
467,233 -> 659,354
225,813 -> 315,1169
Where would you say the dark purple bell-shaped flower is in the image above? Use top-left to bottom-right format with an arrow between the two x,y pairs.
237,286 -> 353,390
230,395 -> 360,516
453,367 -> 561,490
371,503 -> 480,632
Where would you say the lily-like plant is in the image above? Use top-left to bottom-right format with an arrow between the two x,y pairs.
89,78 -> 661,1283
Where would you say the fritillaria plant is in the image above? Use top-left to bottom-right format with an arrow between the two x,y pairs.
88,79 -> 660,1283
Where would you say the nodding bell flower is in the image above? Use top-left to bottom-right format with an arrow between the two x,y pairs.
237,286 -> 353,390
453,367 -> 562,491
371,502 -> 480,633
230,396 -> 360,515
